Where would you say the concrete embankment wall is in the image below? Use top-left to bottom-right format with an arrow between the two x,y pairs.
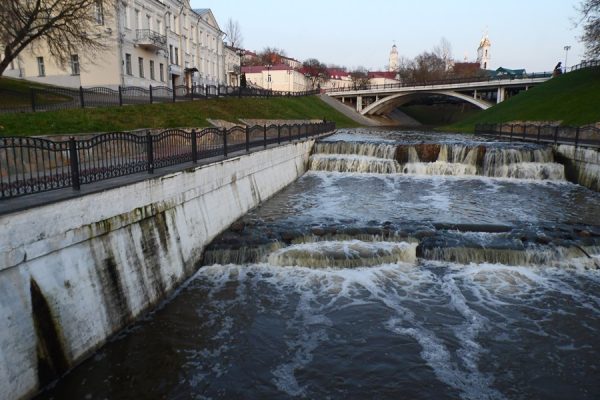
554,145 -> 600,191
0,139 -> 318,400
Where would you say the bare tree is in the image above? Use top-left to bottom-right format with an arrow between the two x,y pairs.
350,67 -> 370,89
0,0 -> 111,76
577,0 -> 600,58
225,18 -> 243,49
433,37 -> 453,70
301,58 -> 329,89
244,47 -> 287,66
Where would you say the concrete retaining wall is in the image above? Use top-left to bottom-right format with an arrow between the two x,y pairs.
554,145 -> 600,192
0,139 -> 317,400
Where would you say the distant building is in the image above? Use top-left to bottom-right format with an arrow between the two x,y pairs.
368,71 -> 400,86
242,64 -> 310,92
477,34 -> 491,69
323,68 -> 353,90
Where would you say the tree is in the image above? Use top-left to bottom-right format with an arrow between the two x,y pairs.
301,58 -> 329,89
224,18 -> 243,49
350,67 -> 370,89
0,0 -> 111,76
577,0 -> 600,58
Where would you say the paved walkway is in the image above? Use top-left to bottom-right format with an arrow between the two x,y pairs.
318,94 -> 380,127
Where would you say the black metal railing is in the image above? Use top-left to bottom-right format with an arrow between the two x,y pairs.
0,84 -> 321,114
136,29 -> 167,47
0,121 -> 336,199
475,123 -> 600,148
569,60 -> 600,72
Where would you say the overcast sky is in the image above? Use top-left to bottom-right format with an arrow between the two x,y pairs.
190,0 -> 586,72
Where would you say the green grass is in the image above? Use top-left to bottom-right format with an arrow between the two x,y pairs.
0,95 -> 359,136
446,67 -> 600,132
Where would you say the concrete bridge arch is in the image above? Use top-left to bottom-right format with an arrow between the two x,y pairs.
360,91 -> 493,116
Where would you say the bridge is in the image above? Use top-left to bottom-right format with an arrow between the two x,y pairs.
324,73 -> 552,117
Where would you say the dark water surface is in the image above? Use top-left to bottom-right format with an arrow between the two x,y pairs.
39,129 -> 600,400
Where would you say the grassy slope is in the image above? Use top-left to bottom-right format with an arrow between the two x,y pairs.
447,67 -> 600,132
0,95 -> 360,136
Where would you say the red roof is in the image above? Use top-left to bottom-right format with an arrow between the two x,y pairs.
368,71 -> 397,79
242,64 -> 294,73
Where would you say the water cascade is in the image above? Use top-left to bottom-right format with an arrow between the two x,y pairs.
310,141 -> 567,181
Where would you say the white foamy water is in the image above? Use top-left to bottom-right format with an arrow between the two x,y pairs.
189,259 -> 600,400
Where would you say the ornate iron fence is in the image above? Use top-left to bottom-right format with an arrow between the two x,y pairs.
0,121 -> 336,199
475,123 -> 600,148
0,83 -> 320,114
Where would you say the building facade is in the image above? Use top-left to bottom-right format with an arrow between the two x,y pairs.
242,64 -> 311,92
3,1 -> 236,89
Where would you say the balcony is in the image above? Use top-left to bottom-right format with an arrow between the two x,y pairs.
136,29 -> 167,51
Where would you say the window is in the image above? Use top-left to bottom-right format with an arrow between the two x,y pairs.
169,45 -> 174,64
173,16 -> 178,33
138,57 -> 144,78
70,54 -> 80,75
37,57 -> 45,76
146,15 -> 152,30
125,53 -> 132,75
175,47 -> 179,65
135,9 -> 140,30
159,63 -> 164,82
157,20 -> 163,35
94,0 -> 104,25
125,6 -> 131,29
150,60 -> 155,80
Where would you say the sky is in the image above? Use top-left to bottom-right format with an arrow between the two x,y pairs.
190,0 -> 587,73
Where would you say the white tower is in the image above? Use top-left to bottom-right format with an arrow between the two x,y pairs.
477,33 -> 491,69
389,44 -> 399,72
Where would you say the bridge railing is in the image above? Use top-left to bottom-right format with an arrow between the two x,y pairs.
475,123 -> 600,148
569,59 -> 600,72
0,121 -> 336,199
323,72 -> 554,94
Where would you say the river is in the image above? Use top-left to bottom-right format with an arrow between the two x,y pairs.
38,128 -> 600,400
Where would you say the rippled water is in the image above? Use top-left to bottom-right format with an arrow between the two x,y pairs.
38,129 -> 600,400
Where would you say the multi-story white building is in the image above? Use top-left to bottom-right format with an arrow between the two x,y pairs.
3,1 -> 235,89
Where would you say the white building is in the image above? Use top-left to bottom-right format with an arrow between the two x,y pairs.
477,34 -> 491,70
388,44 -> 399,72
3,1 -> 236,89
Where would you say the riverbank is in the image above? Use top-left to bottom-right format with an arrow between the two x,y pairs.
0,95 -> 359,137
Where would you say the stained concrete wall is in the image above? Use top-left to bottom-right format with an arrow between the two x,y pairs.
0,139 -> 317,400
554,145 -> 600,192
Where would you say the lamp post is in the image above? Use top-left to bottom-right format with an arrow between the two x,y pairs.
265,64 -> 272,91
563,45 -> 571,73
235,48 -> 245,97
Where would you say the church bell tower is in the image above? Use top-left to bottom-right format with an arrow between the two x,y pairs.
477,33 -> 491,69
389,44 -> 399,72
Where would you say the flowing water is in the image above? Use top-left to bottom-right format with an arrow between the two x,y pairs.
39,129 -> 600,400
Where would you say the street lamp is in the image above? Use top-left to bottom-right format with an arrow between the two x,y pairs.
265,64 -> 272,91
563,45 -> 571,73
235,48 -> 245,86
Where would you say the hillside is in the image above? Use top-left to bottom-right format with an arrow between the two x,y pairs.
0,81 -> 359,136
447,66 -> 600,132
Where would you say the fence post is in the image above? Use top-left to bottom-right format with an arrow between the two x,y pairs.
146,131 -> 154,173
191,129 -> 197,163
509,125 -> 513,142
118,85 -> 123,106
223,128 -> 228,157
575,127 -> 580,147
149,85 -> 153,104
263,125 -> 267,149
69,137 -> 80,190
537,125 -> 541,143
277,125 -> 281,144
173,86 -> 176,103
30,89 -> 36,112
554,126 -> 559,144
245,126 -> 250,152
79,86 -> 85,109
217,85 -> 220,97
